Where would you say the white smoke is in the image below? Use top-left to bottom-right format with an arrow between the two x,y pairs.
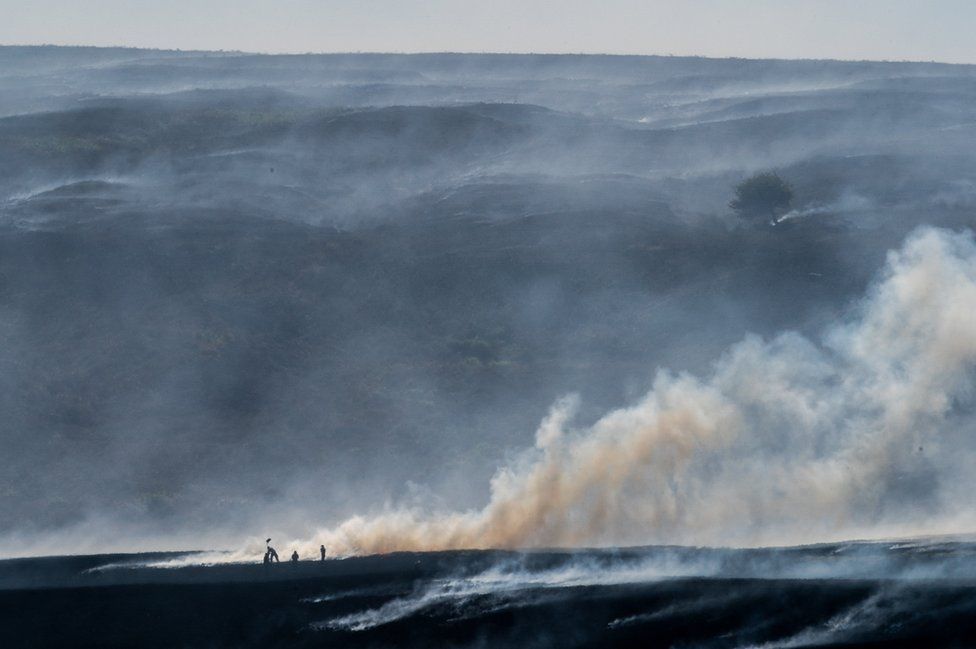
272,226 -> 976,557
775,192 -> 873,224
318,557 -> 716,632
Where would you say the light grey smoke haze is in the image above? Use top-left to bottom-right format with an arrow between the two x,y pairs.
282,227 -> 976,556
5,49 -> 976,559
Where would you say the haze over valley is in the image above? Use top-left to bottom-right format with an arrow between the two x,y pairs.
3,47 -> 976,556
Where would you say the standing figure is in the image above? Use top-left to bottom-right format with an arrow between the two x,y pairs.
291,550 -> 299,563
320,545 -> 326,561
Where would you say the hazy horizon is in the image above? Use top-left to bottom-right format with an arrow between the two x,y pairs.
3,1 -> 976,64
4,43 -> 976,68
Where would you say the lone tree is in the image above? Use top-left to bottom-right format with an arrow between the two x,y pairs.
729,172 -> 794,225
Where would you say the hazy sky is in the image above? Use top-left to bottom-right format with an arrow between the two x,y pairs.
1,0 -> 975,63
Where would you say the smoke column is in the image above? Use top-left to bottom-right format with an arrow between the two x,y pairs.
280,227 -> 976,557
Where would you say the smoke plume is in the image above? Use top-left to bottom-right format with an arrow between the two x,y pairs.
262,227 -> 976,557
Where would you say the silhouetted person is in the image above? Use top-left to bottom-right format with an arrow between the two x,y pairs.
263,550 -> 270,565
291,550 -> 299,563
320,545 -> 326,561
266,538 -> 279,562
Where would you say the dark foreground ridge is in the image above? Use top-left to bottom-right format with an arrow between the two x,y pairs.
3,539 -> 976,648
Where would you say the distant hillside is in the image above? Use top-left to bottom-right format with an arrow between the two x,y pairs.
1,47 -> 975,549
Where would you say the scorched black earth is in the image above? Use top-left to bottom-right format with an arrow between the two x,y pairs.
3,540 -> 976,648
